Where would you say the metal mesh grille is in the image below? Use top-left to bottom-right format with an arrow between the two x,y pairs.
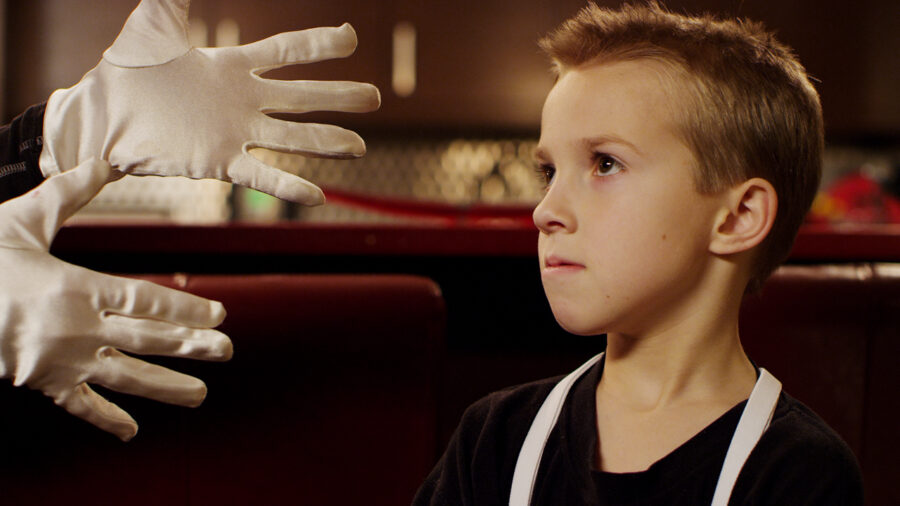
257,137 -> 544,223
75,175 -> 232,224
75,137 -> 546,224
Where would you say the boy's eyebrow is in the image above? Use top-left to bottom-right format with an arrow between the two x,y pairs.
582,135 -> 643,157
533,135 -> 644,162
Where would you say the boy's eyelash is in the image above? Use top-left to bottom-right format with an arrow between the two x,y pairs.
535,164 -> 555,188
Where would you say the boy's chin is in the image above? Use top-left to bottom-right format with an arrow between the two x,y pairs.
551,311 -> 608,337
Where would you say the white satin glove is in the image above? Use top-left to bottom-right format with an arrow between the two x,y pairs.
0,159 -> 233,441
39,0 -> 380,205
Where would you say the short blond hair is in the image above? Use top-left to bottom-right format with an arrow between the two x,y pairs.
540,1 -> 823,291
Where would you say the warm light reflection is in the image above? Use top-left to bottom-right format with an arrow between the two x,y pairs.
392,22 -> 417,97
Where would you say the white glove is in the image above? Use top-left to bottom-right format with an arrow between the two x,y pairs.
39,0 -> 380,205
0,159 -> 232,441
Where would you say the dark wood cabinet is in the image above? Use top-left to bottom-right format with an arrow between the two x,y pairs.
194,0 -> 388,86
3,0 -> 897,138
674,0 -> 899,140
377,0 -> 576,132
193,0 -> 582,133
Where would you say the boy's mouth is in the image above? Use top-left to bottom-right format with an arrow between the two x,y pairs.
543,255 -> 585,272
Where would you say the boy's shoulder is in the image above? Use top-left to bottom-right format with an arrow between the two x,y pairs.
765,392 -> 861,468
735,392 -> 864,504
455,372 -> 566,450
413,371 -> 576,506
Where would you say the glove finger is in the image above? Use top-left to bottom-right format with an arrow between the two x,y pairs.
241,23 -> 358,71
0,158 -> 112,249
228,153 -> 326,205
97,274 -> 226,328
90,346 -> 208,408
252,120 -> 367,159
259,80 -> 381,114
55,383 -> 139,441
102,313 -> 233,361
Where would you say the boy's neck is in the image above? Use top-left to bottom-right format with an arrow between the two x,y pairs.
601,330 -> 756,411
599,272 -> 757,411
594,314 -> 757,473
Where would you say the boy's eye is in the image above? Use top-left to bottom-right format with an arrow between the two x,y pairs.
536,164 -> 556,187
593,153 -> 624,177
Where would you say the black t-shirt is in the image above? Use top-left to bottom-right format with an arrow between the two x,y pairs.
414,358 -> 863,505
0,104 -> 47,204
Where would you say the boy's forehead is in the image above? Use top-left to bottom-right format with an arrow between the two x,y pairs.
549,59 -> 680,116
538,59 -> 685,155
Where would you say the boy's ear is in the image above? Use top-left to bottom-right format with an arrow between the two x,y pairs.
709,178 -> 777,255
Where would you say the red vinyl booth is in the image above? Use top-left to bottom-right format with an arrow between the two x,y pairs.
0,274 -> 446,506
740,264 -> 900,505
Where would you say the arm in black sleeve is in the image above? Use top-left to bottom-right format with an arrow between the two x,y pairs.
0,104 -> 48,203
413,398 -> 487,506
413,379 -> 557,506
735,398 -> 865,506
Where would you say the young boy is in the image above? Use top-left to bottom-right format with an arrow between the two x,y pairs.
413,2 -> 863,505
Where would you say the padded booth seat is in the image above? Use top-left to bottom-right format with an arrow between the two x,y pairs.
0,274 -> 445,506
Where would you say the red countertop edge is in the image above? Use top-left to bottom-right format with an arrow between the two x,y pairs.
51,222 -> 900,261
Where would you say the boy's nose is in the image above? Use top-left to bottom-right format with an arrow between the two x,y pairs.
533,182 -> 574,233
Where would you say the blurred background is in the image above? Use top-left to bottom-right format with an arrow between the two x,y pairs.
2,0 -> 898,226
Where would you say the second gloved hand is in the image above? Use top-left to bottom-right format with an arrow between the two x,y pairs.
40,0 -> 381,205
0,159 -> 233,441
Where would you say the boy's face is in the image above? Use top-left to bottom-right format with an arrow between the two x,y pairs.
534,60 -> 725,337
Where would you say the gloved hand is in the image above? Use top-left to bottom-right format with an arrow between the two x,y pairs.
39,0 -> 380,205
0,159 -> 232,441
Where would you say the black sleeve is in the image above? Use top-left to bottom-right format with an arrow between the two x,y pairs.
412,379 -> 557,506
0,104 -> 48,203
412,400 -> 486,506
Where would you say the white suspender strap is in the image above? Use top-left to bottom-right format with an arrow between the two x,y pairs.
509,358 -> 782,506
710,368 -> 782,506
509,352 -> 604,506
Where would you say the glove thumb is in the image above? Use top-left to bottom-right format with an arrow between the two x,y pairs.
0,159 -> 113,250
103,0 -> 192,67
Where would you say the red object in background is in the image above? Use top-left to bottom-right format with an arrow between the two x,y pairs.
322,187 -> 537,228
809,171 -> 900,224
326,172 -> 900,228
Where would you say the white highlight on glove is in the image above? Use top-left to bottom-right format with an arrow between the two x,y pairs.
39,0 -> 381,205
0,159 -> 233,441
